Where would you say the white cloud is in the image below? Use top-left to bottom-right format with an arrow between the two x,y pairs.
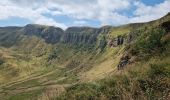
35,17 -> 67,29
46,0 -> 132,25
0,0 -> 169,28
0,0 -> 67,28
129,0 -> 170,23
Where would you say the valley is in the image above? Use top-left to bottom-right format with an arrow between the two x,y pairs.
0,13 -> 170,100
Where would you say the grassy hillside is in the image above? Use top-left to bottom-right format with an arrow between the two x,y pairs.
0,13 -> 169,100
57,24 -> 170,100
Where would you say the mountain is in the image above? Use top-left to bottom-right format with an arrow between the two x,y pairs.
0,13 -> 169,100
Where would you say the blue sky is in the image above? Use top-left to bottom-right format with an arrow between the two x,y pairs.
0,0 -> 169,29
141,0 -> 165,6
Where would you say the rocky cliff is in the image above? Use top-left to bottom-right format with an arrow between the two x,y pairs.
21,24 -> 113,46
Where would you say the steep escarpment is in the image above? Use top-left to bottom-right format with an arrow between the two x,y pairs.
0,24 -> 124,50
22,24 -> 64,44
22,24 -> 112,46
62,27 -> 98,45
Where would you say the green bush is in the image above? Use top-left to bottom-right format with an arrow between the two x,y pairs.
132,28 -> 166,57
48,48 -> 61,60
149,63 -> 170,78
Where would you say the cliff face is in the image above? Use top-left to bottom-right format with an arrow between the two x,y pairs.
1,13 -> 170,48
62,32 -> 98,44
0,24 -> 126,49
22,24 -> 64,44
0,24 -> 137,49
21,24 -> 113,45
63,27 -> 99,45
108,36 -> 124,47
41,26 -> 64,43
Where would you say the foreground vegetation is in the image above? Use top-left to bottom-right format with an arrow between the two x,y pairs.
57,57 -> 170,100
56,26 -> 170,100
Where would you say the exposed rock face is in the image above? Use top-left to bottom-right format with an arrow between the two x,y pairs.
108,36 -> 124,47
117,56 -> 130,70
65,27 -> 99,34
23,24 -> 45,36
22,24 -> 64,44
22,24 -> 112,45
41,26 -> 64,43
62,33 -> 98,44
117,51 -> 137,70
117,36 -> 124,45
62,27 -> 99,44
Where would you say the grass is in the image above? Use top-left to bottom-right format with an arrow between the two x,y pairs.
109,25 -> 131,38
57,21 -> 170,99
57,55 -> 170,100
7,88 -> 44,100
0,34 -> 121,99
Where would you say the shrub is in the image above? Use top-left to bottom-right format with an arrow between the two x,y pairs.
48,48 -> 61,60
149,63 -> 170,78
132,28 -> 166,57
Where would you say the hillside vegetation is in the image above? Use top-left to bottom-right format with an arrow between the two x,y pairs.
0,13 -> 169,100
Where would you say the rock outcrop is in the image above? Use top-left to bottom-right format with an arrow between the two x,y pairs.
117,52 -> 137,70
22,24 -> 112,45
62,27 -> 99,44
23,24 -> 46,36
108,36 -> 124,47
22,24 -> 64,44
117,55 -> 130,70
41,26 -> 64,43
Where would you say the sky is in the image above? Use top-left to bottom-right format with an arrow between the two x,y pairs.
0,0 -> 169,29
